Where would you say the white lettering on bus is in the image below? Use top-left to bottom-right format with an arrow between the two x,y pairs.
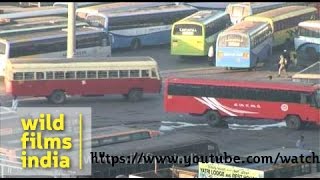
234,103 -> 261,109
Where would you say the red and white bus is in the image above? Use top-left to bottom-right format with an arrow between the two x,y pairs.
164,78 -> 320,130
4,57 -> 162,104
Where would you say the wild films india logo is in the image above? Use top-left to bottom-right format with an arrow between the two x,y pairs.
0,108 -> 92,177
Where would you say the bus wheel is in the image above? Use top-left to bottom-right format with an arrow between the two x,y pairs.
206,111 -> 222,128
130,39 -> 141,50
49,90 -> 66,104
127,89 -> 143,102
285,115 -> 301,130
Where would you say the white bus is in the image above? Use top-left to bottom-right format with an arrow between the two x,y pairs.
294,20 -> 320,61
85,4 -> 198,50
0,27 -> 111,76
0,16 -> 88,36
225,2 -> 286,24
0,6 -> 67,22
76,2 -> 170,20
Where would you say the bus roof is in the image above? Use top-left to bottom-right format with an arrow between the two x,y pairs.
95,4 -> 197,17
7,57 -> 158,72
222,21 -> 268,36
0,27 -> 100,43
177,10 -> 226,25
186,2 -> 229,10
167,77 -> 318,93
13,15 -> 68,24
245,6 -> 317,22
91,132 -> 216,156
0,6 -> 67,21
53,2 -> 103,8
298,20 -> 320,29
227,2 -> 285,9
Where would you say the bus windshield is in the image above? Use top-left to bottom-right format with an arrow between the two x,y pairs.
218,34 -> 249,47
298,26 -> 320,37
173,24 -> 202,36
87,15 -> 105,28
0,43 -> 5,55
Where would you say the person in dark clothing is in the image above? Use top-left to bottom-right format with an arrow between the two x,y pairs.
282,49 -> 291,71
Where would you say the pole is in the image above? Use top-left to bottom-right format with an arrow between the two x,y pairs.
67,2 -> 76,59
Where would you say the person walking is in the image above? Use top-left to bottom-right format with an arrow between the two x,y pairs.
11,96 -> 18,111
296,135 -> 306,149
283,49 -> 291,71
278,55 -> 287,77
208,45 -> 215,66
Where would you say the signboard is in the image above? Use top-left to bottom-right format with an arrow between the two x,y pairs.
198,163 -> 264,178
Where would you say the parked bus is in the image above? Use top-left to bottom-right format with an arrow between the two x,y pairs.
76,2 -> 169,20
164,77 -> 320,130
215,21 -> 273,69
294,20 -> 320,62
171,10 -> 231,58
0,16 -> 88,36
0,125 -> 160,162
86,132 -> 220,177
4,56 -> 161,104
225,2 -> 287,24
86,4 -> 198,50
244,6 -> 318,48
0,6 -> 68,21
0,27 -> 111,76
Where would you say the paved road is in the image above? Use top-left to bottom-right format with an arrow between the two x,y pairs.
0,45 -> 319,156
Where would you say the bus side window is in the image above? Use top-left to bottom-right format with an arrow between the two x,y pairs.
141,70 -> 149,77
36,72 -> 44,80
131,132 -> 151,141
109,70 -> 119,78
130,70 -> 139,77
119,70 -> 129,78
76,71 -> 86,79
54,71 -> 64,80
151,69 -> 157,78
13,72 -> 23,80
46,72 -> 54,80
87,71 -> 97,79
24,72 -> 34,80
65,71 -> 75,79
98,71 -> 108,79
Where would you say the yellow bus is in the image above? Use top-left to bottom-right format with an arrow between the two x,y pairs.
244,6 -> 317,48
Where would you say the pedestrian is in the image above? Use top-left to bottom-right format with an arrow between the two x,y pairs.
208,45 -> 215,66
283,49 -> 291,71
278,55 -> 287,77
11,96 -> 18,111
296,135 -> 305,149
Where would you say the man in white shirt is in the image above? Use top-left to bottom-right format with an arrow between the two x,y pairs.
208,45 -> 215,66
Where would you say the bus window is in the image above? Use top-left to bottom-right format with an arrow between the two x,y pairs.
116,135 -> 130,143
141,70 -> 149,77
46,72 -> 54,80
87,71 -> 97,79
119,70 -> 129,78
13,72 -> 23,80
98,71 -> 108,79
109,70 -> 118,78
315,90 -> 320,108
24,72 -> 34,80
76,71 -> 86,79
65,71 -> 76,79
131,132 -> 151,141
151,69 -> 157,78
36,72 -> 44,80
54,71 -> 64,79
0,43 -> 5,55
100,138 -> 114,146
130,70 -> 139,77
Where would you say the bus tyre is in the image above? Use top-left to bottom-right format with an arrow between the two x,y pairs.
206,111 -> 222,128
49,90 -> 66,104
285,115 -> 301,130
127,89 -> 143,102
131,39 -> 141,50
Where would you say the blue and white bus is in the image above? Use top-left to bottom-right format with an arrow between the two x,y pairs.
294,20 -> 320,62
215,21 -> 273,69
85,4 -> 198,50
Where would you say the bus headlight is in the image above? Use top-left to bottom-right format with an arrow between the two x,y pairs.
243,52 -> 249,59
217,51 -> 224,58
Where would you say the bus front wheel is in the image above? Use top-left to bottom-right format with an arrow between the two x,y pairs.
127,89 -> 143,102
49,90 -> 66,104
206,111 -> 222,128
285,115 -> 301,130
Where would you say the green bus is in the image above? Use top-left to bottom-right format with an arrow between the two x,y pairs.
171,10 -> 231,57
